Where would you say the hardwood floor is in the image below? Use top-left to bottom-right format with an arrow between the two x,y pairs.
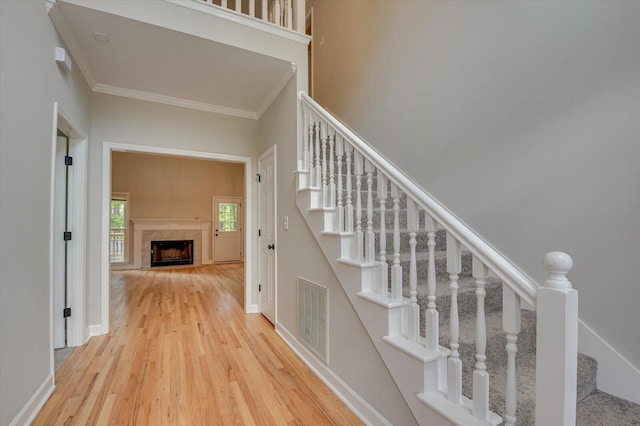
34,264 -> 362,425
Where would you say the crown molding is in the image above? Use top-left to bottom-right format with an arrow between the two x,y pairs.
93,84 -> 258,119
255,64 -> 295,119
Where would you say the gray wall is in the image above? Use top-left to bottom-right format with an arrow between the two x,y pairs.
309,0 -> 640,367
0,1 -> 93,424
258,78 -> 417,425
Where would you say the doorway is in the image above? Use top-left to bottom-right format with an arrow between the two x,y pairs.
213,196 -> 244,263
101,143 -> 256,335
258,146 -> 276,324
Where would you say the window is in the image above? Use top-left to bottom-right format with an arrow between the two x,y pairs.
110,193 -> 129,263
218,202 -> 238,232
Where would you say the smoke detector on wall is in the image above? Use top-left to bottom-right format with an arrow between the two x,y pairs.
55,47 -> 72,71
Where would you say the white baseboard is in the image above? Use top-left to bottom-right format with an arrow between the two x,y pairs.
276,322 -> 391,426
245,303 -> 259,314
579,319 -> 640,404
88,323 -> 108,337
9,374 -> 55,426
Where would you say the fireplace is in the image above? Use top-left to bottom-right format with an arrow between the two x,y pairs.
150,240 -> 194,267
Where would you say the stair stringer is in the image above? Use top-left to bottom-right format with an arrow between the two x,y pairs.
296,187 -> 459,426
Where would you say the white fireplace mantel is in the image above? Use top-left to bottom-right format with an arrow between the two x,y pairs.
131,218 -> 212,269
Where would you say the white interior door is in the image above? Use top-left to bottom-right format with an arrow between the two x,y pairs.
53,135 -> 67,349
213,197 -> 243,262
258,148 -> 276,324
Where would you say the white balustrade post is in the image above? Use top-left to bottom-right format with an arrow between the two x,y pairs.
235,0 -> 241,12
345,144 -> 354,233
286,0 -> 293,29
472,256 -> 490,421
446,233 -> 462,405
390,183 -> 402,301
262,0 -> 267,21
321,122 -> 328,207
354,151 -> 364,260
328,130 -> 336,209
407,199 -> 419,343
424,215 -> 439,351
336,136 -> 344,232
275,0 -> 281,26
314,119 -> 321,189
535,252 -> 578,426
221,0 -> 228,9
249,0 -> 255,17
302,106 -> 310,173
294,0 -> 305,33
377,171 -> 388,295
503,285 -> 521,426
364,159 -> 375,263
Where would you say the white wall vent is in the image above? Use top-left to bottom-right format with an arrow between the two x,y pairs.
297,277 -> 329,364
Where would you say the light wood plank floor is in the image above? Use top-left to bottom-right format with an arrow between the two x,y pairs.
34,264 -> 362,425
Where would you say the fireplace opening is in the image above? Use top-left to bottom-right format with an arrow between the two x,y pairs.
151,240 -> 194,267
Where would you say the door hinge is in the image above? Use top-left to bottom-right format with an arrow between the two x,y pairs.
63,231 -> 72,241
258,229 -> 261,237
64,155 -> 73,166
258,284 -> 262,292
257,173 -> 262,183
63,307 -> 71,318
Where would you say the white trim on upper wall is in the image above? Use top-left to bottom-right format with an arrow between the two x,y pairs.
100,142 -> 255,335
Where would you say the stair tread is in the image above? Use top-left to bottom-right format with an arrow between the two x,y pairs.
576,390 -> 640,426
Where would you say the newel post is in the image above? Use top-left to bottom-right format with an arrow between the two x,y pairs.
535,252 -> 578,426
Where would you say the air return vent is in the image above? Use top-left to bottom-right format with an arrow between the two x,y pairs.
297,277 -> 329,364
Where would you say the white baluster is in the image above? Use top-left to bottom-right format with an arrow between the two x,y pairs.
275,0 -> 281,26
377,172 -> 388,295
390,183 -> 402,301
407,199 -> 419,343
446,233 -> 462,404
472,256 -> 490,421
249,0 -> 255,17
345,144 -> 354,233
314,119 -> 321,189
424,215 -> 439,351
328,129 -> 336,209
365,159 -> 375,262
321,122 -> 328,207
262,0 -> 267,21
503,285 -> 521,426
535,252 -> 578,426
354,151 -> 364,260
287,0 -> 293,29
295,0 -> 305,33
336,136 -> 344,232
235,0 -> 241,12
302,107 -> 310,173
221,0 -> 227,9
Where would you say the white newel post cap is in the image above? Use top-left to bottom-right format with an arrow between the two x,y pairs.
543,251 -> 573,290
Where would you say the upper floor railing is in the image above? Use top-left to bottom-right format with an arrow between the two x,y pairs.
200,0 -> 305,33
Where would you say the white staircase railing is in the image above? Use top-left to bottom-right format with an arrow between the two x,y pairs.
296,91 -> 579,425
199,0 -> 305,33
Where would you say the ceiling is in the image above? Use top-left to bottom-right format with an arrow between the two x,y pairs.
55,1 -> 294,119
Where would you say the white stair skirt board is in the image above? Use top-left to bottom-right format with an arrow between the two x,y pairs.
276,323 -> 392,426
8,374 -> 54,426
578,320 -> 640,404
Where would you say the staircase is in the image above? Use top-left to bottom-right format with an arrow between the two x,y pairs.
294,92 -> 640,425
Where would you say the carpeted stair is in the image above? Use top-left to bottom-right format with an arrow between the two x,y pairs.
347,182 -> 640,425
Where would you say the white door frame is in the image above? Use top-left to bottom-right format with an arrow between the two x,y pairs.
49,103 -> 88,373
257,145 -> 277,323
101,142 -> 255,335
